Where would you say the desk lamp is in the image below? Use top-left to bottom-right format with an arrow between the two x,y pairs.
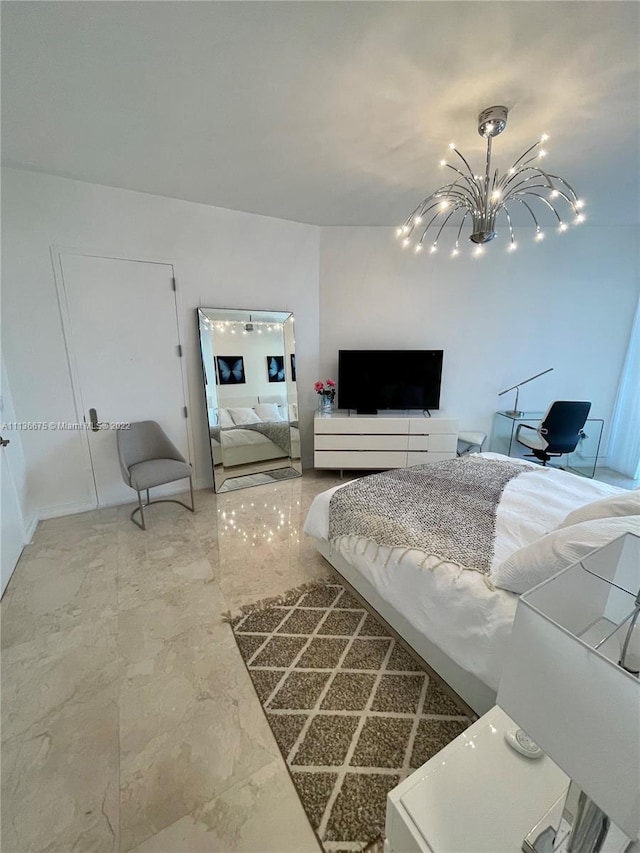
499,368 -> 554,417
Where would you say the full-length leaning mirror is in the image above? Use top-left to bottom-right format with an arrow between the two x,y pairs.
197,308 -> 302,492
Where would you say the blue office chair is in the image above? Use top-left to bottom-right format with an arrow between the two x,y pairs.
516,401 -> 591,465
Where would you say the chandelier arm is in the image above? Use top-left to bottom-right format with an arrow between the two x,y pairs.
432,207 -> 465,246
508,140 -> 542,173
455,211 -> 470,246
445,165 -> 482,204
510,197 -> 541,229
512,192 -> 563,223
500,206 -> 516,245
503,181 -> 558,202
417,188 -> 476,213
419,209 -> 451,244
450,147 -> 477,183
544,174 -> 580,204
500,166 -> 552,194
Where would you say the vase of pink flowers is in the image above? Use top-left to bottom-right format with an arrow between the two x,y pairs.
315,378 -> 336,413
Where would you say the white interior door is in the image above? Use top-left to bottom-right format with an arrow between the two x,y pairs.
59,253 -> 189,507
1,362 -> 28,595
1,441 -> 25,595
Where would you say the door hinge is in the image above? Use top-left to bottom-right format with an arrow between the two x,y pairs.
171,277 -> 176,291
177,344 -> 183,357
183,406 -> 188,418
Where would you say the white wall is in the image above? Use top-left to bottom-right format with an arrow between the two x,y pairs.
1,168 -> 319,518
319,226 -> 640,454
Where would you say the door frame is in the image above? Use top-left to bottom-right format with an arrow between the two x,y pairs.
50,245 -> 194,508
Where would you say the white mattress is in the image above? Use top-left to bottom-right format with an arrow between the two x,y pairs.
303,453 -> 622,690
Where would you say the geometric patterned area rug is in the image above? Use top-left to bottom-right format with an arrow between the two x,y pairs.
230,581 -> 473,852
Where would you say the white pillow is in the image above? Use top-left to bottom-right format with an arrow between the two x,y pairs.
228,406 -> 262,425
559,490 -> 640,528
255,403 -> 283,422
217,408 -> 235,429
491,516 -> 640,595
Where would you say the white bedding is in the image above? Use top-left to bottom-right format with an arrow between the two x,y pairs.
303,453 -> 622,691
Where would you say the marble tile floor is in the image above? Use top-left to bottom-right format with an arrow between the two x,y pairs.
1,470 -> 345,853
2,463 -> 635,852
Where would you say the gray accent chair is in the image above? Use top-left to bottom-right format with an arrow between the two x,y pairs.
117,421 -> 194,529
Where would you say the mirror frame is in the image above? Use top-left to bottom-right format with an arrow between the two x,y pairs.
197,307 -> 302,492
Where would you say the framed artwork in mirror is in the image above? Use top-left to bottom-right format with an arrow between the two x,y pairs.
216,355 -> 245,384
267,355 -> 285,383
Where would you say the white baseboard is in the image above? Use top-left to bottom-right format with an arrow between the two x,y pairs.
23,513 -> 39,543
36,499 -> 98,520
36,480 -> 200,520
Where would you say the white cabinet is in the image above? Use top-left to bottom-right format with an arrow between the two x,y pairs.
386,706 -> 569,853
314,411 -> 458,471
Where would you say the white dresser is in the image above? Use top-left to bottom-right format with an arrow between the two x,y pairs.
314,411 -> 458,471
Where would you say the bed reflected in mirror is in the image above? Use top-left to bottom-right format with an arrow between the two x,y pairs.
197,308 -> 302,492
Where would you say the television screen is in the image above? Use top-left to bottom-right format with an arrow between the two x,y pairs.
338,350 -> 443,413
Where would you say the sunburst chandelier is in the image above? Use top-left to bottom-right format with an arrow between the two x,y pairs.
397,105 -> 585,257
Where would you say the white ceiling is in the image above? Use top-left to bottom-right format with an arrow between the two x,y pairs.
2,1 -> 639,227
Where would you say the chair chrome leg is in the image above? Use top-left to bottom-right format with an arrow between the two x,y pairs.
129,490 -> 146,530
130,478 -> 194,529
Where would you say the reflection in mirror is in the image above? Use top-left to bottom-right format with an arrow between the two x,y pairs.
197,308 -> 302,492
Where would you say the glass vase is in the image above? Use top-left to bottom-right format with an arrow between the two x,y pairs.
318,395 -> 333,414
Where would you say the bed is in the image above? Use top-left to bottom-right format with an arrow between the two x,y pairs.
209,402 -> 300,468
304,452 -> 639,713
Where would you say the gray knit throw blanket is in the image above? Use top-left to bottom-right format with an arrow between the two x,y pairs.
328,456 -> 532,574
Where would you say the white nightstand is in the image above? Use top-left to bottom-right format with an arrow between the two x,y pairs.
385,706 -> 568,853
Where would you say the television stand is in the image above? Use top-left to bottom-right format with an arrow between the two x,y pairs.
356,408 -> 378,415
314,411 -> 459,471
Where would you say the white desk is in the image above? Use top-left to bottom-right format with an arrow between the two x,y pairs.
385,706 -> 568,853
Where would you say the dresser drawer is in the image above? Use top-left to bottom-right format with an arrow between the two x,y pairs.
407,451 -> 455,466
407,434 -> 457,452
315,417 -> 409,435
315,450 -> 408,469
315,434 -> 408,452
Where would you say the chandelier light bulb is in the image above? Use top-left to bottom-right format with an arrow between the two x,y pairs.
402,237 -> 410,248
396,227 -> 403,236
430,244 -> 438,254
508,242 -> 517,252
397,105 -> 583,258
414,244 -> 423,253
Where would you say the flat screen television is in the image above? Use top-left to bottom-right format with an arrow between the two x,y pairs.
338,349 -> 443,414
